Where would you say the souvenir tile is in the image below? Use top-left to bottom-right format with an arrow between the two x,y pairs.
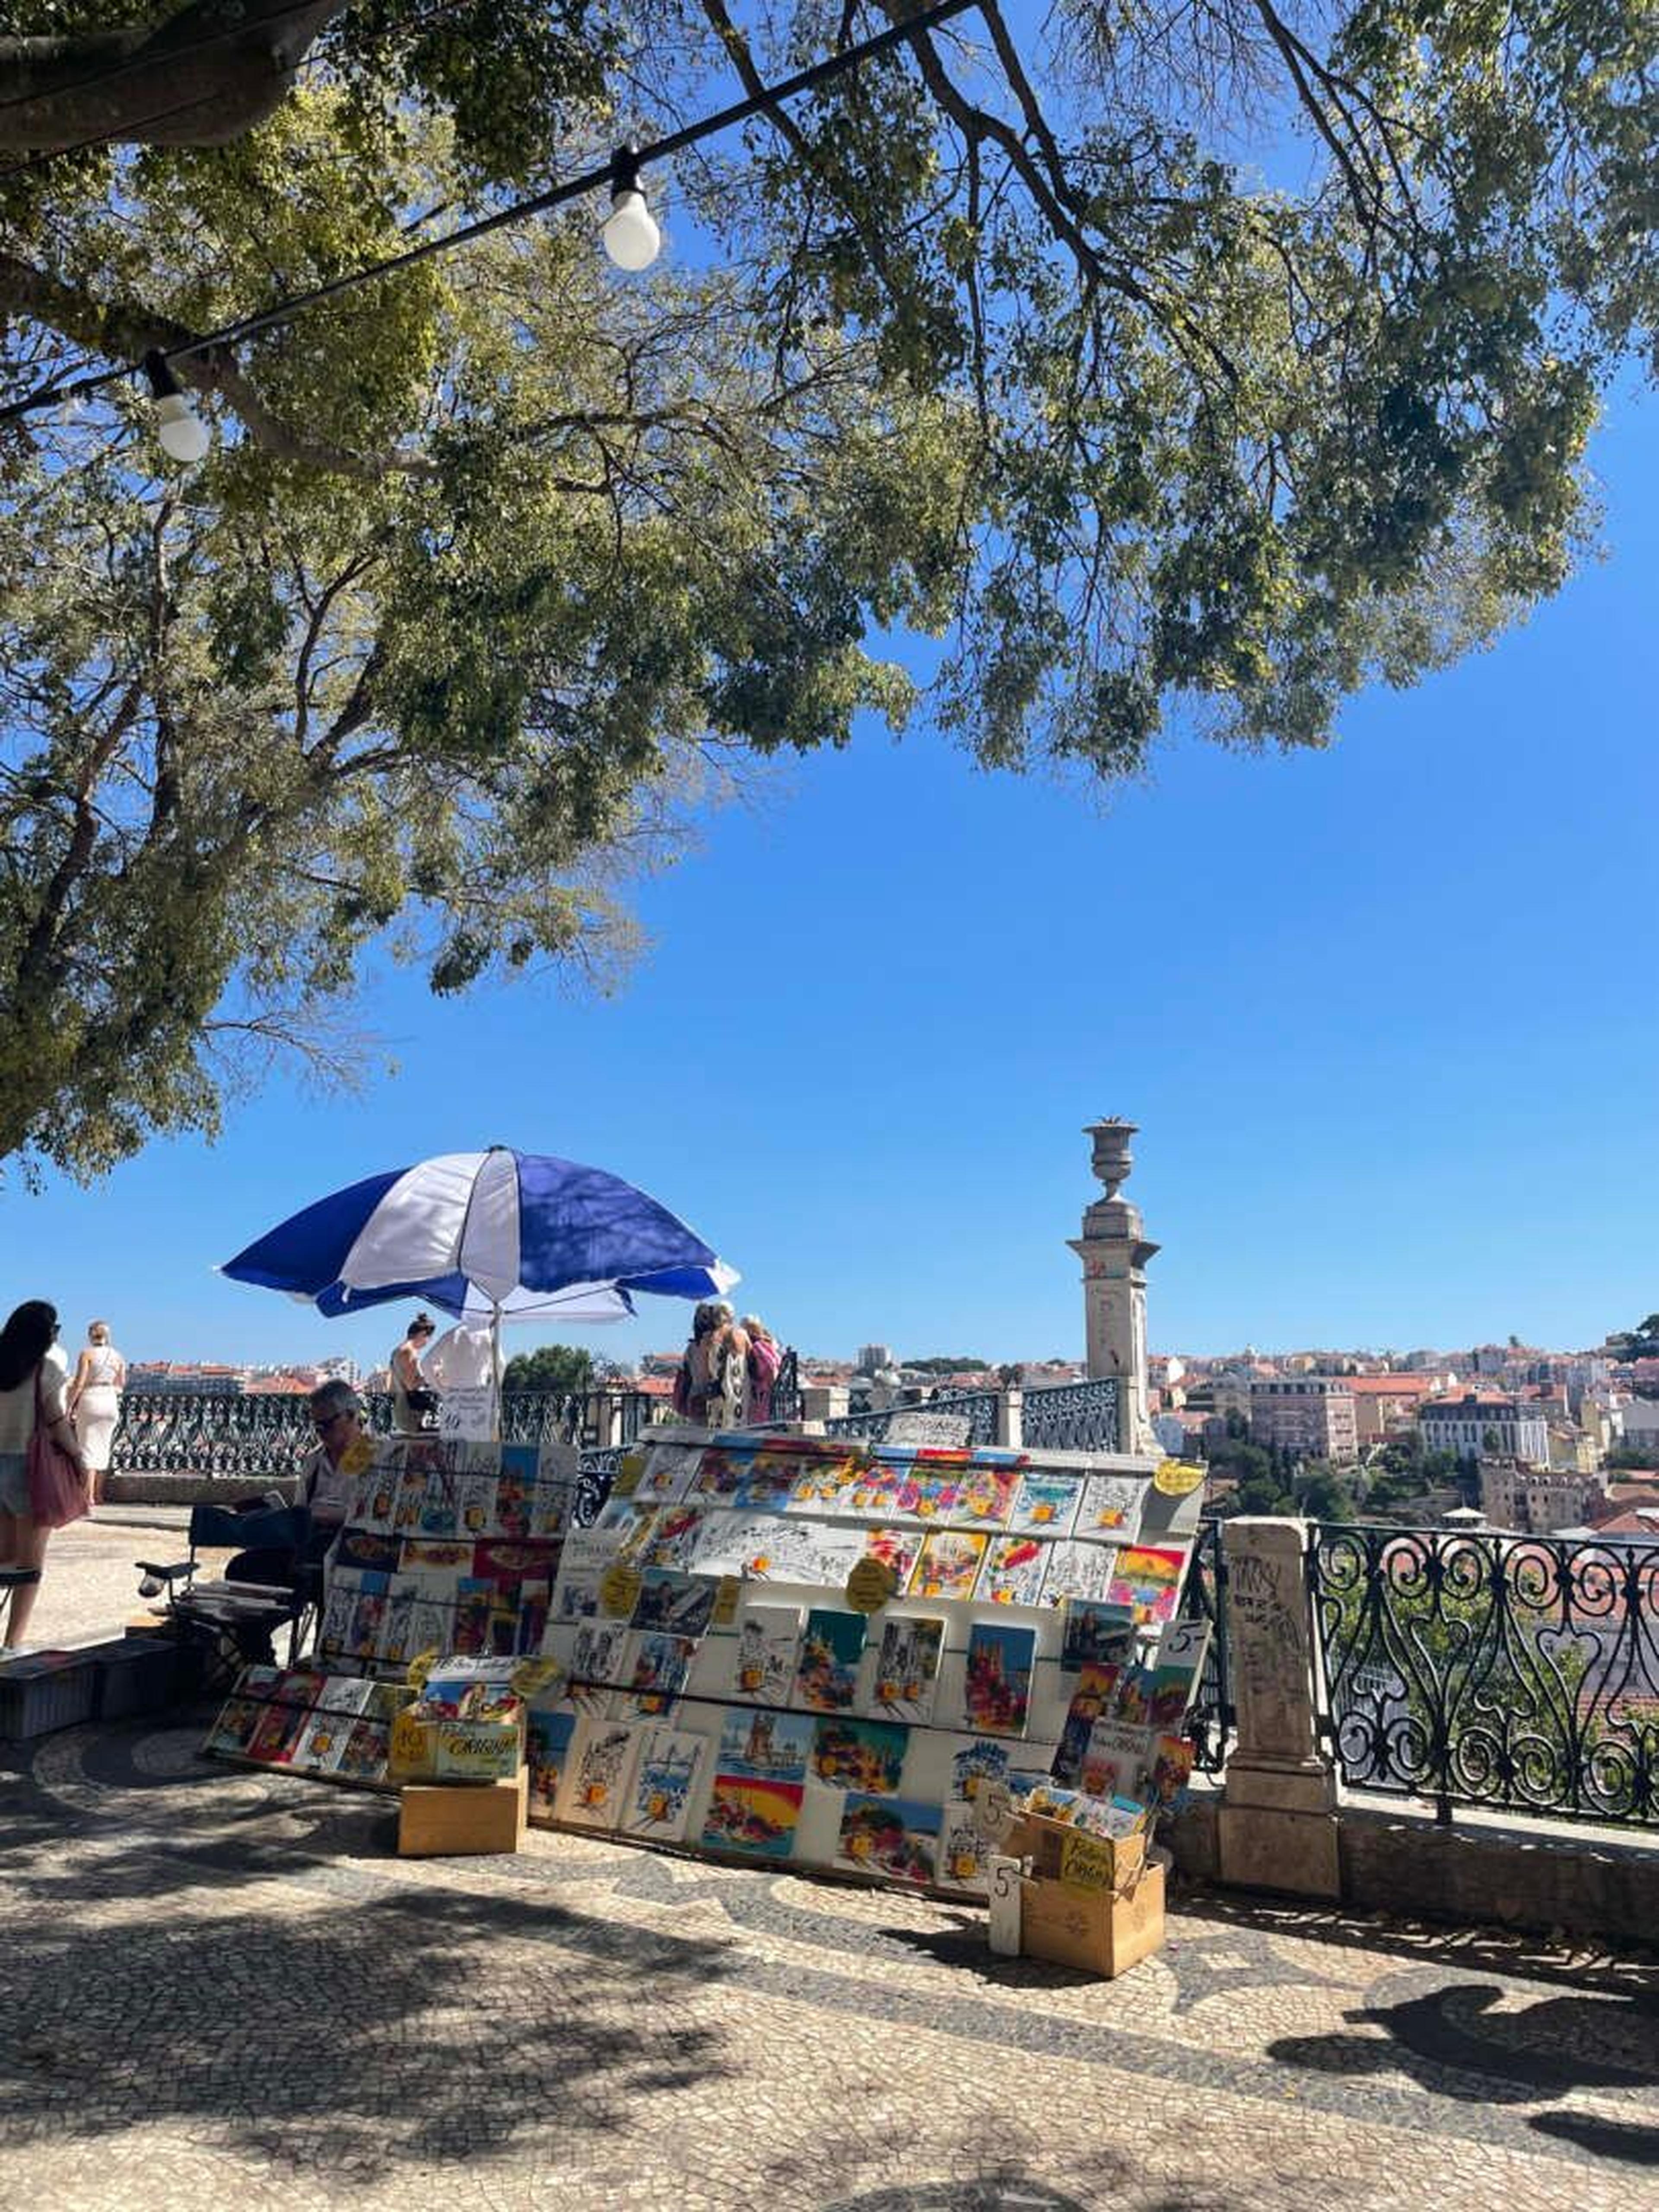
810,1716 -> 908,1793
869,1616 -> 945,1725
716,1706 -> 815,1783
835,1793 -> 940,1885
952,1462 -> 1020,1529
962,1621 -> 1034,1736
1106,1543 -> 1188,1624
978,1534 -> 1048,1607
861,1525 -> 922,1590
525,1702 -> 579,1820
1058,1597 -> 1137,1672
557,1717 -> 640,1829
909,1529 -> 988,1602
621,1631 -> 697,1714
701,1774 -> 803,1860
938,1804 -> 993,1893
623,1726 -> 708,1840
1007,1472 -> 1082,1538
728,1606 -> 802,1703
792,1608 -> 867,1713
1040,1540 -> 1121,1606
949,1738 -> 1010,1803
633,1568 -> 718,1639
1075,1473 -> 1146,1541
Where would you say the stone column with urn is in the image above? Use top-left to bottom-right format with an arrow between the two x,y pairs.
1068,1117 -> 1159,1455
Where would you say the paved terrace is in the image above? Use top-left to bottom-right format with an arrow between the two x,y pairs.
3,1521 -> 1657,2211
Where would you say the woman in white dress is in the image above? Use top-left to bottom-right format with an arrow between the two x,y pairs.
68,1320 -> 126,1506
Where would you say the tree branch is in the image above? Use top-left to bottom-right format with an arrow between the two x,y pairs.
0,0 -> 353,153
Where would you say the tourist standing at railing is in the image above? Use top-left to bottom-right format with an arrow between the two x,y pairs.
674,1301 -> 750,1427
390,1312 -> 439,1433
0,1300 -> 91,1648
743,1316 -> 782,1424
67,1319 -> 126,1507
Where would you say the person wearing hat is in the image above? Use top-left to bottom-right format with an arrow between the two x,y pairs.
390,1312 -> 439,1434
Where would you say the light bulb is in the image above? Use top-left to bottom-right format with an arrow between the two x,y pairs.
602,183 -> 661,271
142,349 -> 212,464
155,391 -> 211,464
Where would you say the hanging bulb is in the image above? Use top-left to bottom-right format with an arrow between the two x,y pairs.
142,349 -> 211,464
602,143 -> 661,271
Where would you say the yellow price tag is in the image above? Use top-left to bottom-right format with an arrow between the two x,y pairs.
1058,1827 -> 1119,1894
599,1561 -> 643,1620
405,1646 -> 439,1691
711,1575 -> 743,1628
340,1434 -> 376,1476
1153,1459 -> 1206,1497
610,1451 -> 647,1499
845,1556 -> 899,1615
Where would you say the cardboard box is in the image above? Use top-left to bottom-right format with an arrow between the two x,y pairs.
1007,1808 -> 1147,1894
1019,1859 -> 1165,1980
398,1766 -> 528,1856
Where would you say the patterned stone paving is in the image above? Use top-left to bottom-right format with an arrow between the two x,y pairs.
2,1710 -> 1657,2211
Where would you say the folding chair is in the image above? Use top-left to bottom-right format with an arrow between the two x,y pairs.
136,1503 -> 320,1680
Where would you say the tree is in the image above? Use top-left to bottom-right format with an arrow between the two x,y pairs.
4,0 -> 1655,1179
1608,1313 -> 1659,1360
501,1343 -> 596,1395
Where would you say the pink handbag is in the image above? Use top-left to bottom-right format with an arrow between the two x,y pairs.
28,1368 -> 88,1529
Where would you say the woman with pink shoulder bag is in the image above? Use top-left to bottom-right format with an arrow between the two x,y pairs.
0,1300 -> 91,1649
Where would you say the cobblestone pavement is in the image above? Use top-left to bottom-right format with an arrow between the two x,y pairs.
2,1702 -> 1657,2212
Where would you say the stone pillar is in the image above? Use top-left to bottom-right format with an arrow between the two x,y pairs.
995,1386 -> 1023,1450
1217,1517 -> 1341,1900
1067,1117 -> 1158,1454
798,1384 -> 849,1430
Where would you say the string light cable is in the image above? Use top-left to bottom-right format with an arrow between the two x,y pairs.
0,0 -> 981,444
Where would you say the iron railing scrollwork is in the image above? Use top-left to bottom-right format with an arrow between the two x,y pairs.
822,1390 -> 1001,1448
112,1387 -> 657,1476
1309,1523 -> 1659,1828
1018,1377 -> 1123,1453
1178,1516 -> 1232,1775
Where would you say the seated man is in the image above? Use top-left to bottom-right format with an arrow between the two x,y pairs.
296,1379 -> 367,1557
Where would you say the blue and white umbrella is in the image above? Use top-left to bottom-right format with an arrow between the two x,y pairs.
221,1145 -> 738,1347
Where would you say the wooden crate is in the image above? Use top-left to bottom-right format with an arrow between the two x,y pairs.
1019,1859 -> 1166,1980
397,1766 -> 528,1857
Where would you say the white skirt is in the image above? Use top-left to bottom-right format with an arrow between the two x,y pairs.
74,1384 -> 121,1473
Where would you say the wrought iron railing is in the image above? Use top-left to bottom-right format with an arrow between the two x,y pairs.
1018,1377 -> 1123,1452
822,1390 -> 1001,1448
1178,1516 -> 1232,1776
1309,1522 -> 1659,1828
110,1388 -> 658,1477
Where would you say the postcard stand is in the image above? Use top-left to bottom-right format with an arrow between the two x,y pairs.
203,1429 -> 1204,1907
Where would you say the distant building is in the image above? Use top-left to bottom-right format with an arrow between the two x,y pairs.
1478,1458 -> 1605,1534
127,1363 -> 244,1396
1249,1377 -> 1359,1463
858,1344 -> 896,1376
1343,1373 -> 1436,1446
1619,1398 -> 1659,1459
1420,1395 -> 1549,1466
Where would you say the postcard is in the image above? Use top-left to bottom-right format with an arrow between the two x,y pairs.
635,1443 -> 705,1502
1041,1541 -> 1121,1607
978,1534 -> 1048,1608
558,1718 -> 640,1829
525,1702 -> 579,1820
622,1631 -> 697,1714
1107,1544 -> 1189,1625
1059,1597 -> 1137,1672
550,1532 -> 620,1621
1080,1718 -> 1153,1804
792,1608 -> 867,1713
623,1726 -> 708,1841
810,1715 -> 908,1793
893,1461 -> 967,1523
569,1618 -> 631,1686
909,1530 -> 988,1602
953,1463 -> 1020,1529
1007,1472 -> 1082,1538
963,1621 -> 1034,1736
638,1503 -> 709,1571
693,1449 -> 752,1501
870,1616 -> 945,1725
1075,1473 -> 1146,1541
632,1568 -> 718,1639
717,1706 -> 816,1783
335,1718 -> 390,1783
861,1525 -> 922,1590
729,1605 -> 802,1703
938,1805 -> 992,1893
700,1774 -> 803,1860
836,1793 -> 940,1885
949,1738 -> 1010,1802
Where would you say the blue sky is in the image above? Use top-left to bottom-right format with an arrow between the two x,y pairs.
10,391 -> 1658,1374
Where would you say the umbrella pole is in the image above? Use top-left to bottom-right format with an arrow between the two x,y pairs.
491,1301 -> 504,1443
